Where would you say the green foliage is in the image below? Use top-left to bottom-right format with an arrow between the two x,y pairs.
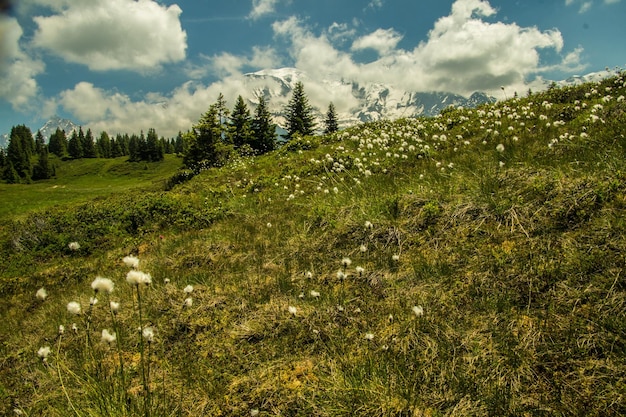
284,81 -> 317,140
251,95 -> 277,154
324,102 -> 339,134
3,72 -> 626,416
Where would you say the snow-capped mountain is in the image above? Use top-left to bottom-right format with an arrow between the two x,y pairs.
0,116 -> 79,148
37,116 -> 80,141
241,67 -> 497,128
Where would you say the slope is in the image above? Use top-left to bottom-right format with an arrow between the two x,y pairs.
1,73 -> 625,416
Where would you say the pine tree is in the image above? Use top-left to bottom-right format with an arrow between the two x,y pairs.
324,102 -> 339,135
82,128 -> 98,158
183,105 -> 221,169
35,130 -> 45,154
251,95 -> 277,154
48,128 -> 67,157
67,130 -> 83,159
33,144 -> 52,180
97,131 -> 112,158
5,125 -> 33,180
284,81 -> 316,140
145,128 -> 164,161
229,95 -> 254,149
215,93 -> 230,142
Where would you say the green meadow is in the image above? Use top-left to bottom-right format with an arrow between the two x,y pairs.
1,73 -> 625,416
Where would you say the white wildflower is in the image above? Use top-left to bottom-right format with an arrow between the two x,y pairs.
68,242 -> 80,251
35,287 -> 47,301
412,305 -> 424,317
126,270 -> 152,286
91,276 -> 114,294
496,143 -> 505,153
288,306 -> 297,316
356,266 -> 364,276
110,301 -> 120,314
310,290 -> 320,298
67,301 -> 81,315
89,297 -> 98,306
183,297 -> 193,308
142,327 -> 154,343
37,346 -> 51,360
364,220 -> 373,229
341,257 -> 352,268
183,285 -> 194,294
392,254 -> 400,262
58,325 -> 65,335
364,333 -> 374,341
359,244 -> 367,252
122,255 -> 139,269
101,329 -> 116,344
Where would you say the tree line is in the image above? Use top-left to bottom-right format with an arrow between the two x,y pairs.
0,81 -> 339,183
181,81 -> 339,171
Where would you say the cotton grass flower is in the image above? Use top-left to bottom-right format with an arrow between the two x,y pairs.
126,270 -> 152,286
37,346 -> 51,360
142,327 -> 154,343
35,287 -> 47,301
310,290 -> 320,298
91,276 -> 114,294
183,297 -> 193,308
359,244 -> 367,253
392,254 -> 400,262
67,301 -> 81,315
101,329 -> 116,344
341,257 -> 352,268
288,306 -> 297,316
58,325 -> 65,335
183,285 -> 194,294
68,241 -> 80,251
356,266 -> 364,277
110,301 -> 120,314
364,220 -> 373,229
364,332 -> 374,341
412,305 -> 424,317
89,297 -> 98,306
123,255 -> 139,269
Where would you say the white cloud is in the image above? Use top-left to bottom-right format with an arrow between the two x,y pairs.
52,0 -> 586,137
0,17 -> 45,110
248,0 -> 288,20
271,0 -> 574,97
565,0 -> 621,12
351,28 -> 403,56
31,0 -> 187,72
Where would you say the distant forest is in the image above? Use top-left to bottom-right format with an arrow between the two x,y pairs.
0,82 -> 339,184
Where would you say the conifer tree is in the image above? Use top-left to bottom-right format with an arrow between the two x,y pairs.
284,81 -> 316,140
215,93 -> 230,142
251,95 -> 277,154
35,130 -> 45,154
5,125 -> 33,180
324,102 -> 339,135
97,131 -> 112,158
82,128 -> 98,158
48,128 -> 67,157
229,95 -> 253,149
145,128 -> 164,161
67,130 -> 83,159
33,144 -> 52,180
183,104 -> 221,169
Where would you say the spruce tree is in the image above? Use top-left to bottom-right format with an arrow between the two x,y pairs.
229,95 -> 253,149
67,130 -> 83,159
145,128 -> 164,161
82,128 -> 98,158
251,95 -> 277,154
183,105 -> 221,169
48,128 -> 67,157
215,93 -> 230,142
6,125 -> 33,180
35,130 -> 45,154
97,131 -> 112,158
284,81 -> 316,140
33,144 -> 52,180
324,102 -> 339,134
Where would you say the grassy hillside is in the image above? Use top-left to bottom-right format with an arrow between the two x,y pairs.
1,71 -> 625,416
0,155 -> 182,219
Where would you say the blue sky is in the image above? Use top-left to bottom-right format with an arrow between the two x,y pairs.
0,0 -> 624,137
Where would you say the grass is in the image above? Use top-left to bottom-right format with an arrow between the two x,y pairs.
1,71 -> 626,416
0,155 -> 182,219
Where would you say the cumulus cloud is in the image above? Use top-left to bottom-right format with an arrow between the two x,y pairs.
248,0 -> 287,20
351,28 -> 403,56
31,0 -> 187,72
0,17 -> 45,109
52,0 -> 587,137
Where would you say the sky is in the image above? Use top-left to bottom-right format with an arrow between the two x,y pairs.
0,0 -> 625,138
